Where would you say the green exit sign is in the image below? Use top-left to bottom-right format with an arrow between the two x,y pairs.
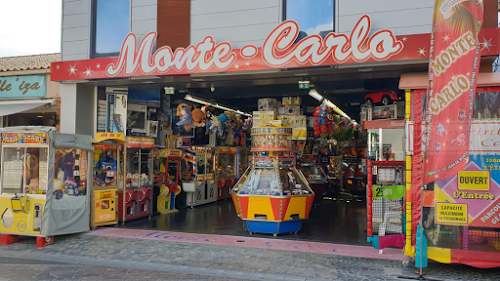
164,87 -> 175,95
298,81 -> 310,89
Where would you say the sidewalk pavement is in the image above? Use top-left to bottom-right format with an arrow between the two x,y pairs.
0,228 -> 499,281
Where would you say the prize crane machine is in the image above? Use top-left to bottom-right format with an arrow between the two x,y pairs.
122,137 -> 155,222
0,127 -> 93,247
91,133 -> 124,230
298,155 -> 328,205
216,147 -> 238,200
231,126 -> 315,236
181,147 -> 217,207
156,148 -> 182,214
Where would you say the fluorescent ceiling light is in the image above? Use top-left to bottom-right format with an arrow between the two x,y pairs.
308,89 -> 324,101
184,95 -> 252,116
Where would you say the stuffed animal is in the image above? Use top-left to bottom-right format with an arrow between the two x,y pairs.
132,173 -> 140,187
176,104 -> 193,131
140,173 -> 148,186
231,114 -> 245,146
242,116 -> 252,131
191,106 -> 205,127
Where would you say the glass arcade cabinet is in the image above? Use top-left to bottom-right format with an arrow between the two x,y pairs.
181,147 -> 217,207
231,126 -> 315,236
156,148 -> 182,214
216,147 -> 238,200
0,127 -> 93,247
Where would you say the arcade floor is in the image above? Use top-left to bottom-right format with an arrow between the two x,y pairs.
120,197 -> 369,246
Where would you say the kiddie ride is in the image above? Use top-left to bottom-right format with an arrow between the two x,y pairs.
156,148 -> 182,214
0,127 -> 93,247
231,126 -> 314,236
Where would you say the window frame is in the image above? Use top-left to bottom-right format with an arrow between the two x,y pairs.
90,0 -> 132,58
282,0 -> 336,36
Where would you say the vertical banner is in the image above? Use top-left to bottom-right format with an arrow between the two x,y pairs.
422,0 -> 484,184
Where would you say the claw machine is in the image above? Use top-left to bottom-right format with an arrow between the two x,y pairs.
156,148 -> 182,214
216,147 -> 238,200
0,127 -> 93,247
237,147 -> 250,179
181,147 -> 217,207
231,126 -> 315,236
91,133 -> 124,229
121,137 -> 155,222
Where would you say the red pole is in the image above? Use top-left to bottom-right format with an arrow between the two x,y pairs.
367,161 -> 373,237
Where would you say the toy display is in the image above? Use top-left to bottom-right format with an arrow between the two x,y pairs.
216,147 -> 238,200
121,137 -> 155,222
156,148 -> 182,214
237,147 -> 250,179
298,155 -> 328,204
0,127 -> 93,248
180,146 -> 217,207
91,133 -> 124,229
231,125 -> 314,236
363,91 -> 403,107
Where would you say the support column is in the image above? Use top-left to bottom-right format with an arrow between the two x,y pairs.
60,83 -> 78,134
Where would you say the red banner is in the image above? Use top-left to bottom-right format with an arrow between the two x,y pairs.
422,0 -> 484,184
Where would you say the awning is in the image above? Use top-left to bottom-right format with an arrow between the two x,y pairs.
0,99 -> 55,117
399,72 -> 500,89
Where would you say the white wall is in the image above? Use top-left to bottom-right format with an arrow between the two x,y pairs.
62,0 -> 91,61
337,0 -> 435,35
190,0 -> 282,48
131,0 -> 157,43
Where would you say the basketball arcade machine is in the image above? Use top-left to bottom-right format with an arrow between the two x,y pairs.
0,127 -> 93,247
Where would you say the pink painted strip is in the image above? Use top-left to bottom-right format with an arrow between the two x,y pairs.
86,228 -> 405,261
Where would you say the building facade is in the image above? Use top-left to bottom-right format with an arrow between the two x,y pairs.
0,54 -> 60,129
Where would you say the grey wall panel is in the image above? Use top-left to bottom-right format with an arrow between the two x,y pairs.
338,0 -> 434,35
132,19 -> 157,35
132,0 -> 156,7
61,0 -> 91,61
75,84 -> 96,136
62,26 -> 89,42
132,4 -> 157,22
190,0 -> 281,47
131,0 -> 157,47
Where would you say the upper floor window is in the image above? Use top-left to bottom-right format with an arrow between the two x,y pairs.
283,0 -> 334,39
92,0 -> 130,58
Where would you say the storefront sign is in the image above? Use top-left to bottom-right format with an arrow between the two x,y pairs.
2,133 -> 47,144
421,0 -> 484,183
127,137 -> 155,148
363,119 -> 405,130
50,15 -> 500,82
407,121 -> 500,154
436,203 -> 468,225
0,75 -> 46,99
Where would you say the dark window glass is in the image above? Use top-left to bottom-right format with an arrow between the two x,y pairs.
284,0 -> 334,38
93,0 -> 130,57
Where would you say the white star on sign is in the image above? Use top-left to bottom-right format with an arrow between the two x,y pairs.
56,64 -> 60,70
235,64 -> 239,69
68,64 -> 77,76
480,37 -> 493,51
84,67 -> 93,77
459,125 -> 463,130
446,118 -> 451,124
443,34 -> 450,42
450,73 -> 458,81
402,36 -> 408,42
418,48 -> 426,56
96,63 -> 101,69
245,61 -> 250,67
466,72 -> 470,77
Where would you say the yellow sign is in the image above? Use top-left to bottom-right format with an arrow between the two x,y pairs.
458,171 -> 489,191
436,203 -> 467,225
292,128 -> 307,140
94,133 -> 125,143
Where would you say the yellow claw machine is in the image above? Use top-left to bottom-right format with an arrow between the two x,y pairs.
91,133 -> 125,229
0,126 -> 94,247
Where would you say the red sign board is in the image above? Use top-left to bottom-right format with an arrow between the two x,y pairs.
50,15 -> 500,82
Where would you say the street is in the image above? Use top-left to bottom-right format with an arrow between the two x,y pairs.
1,228 -> 500,281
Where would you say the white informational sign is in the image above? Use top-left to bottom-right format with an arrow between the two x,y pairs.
406,121 -> 500,154
97,100 -> 107,131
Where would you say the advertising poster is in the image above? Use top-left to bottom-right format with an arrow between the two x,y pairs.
434,156 -> 500,228
2,133 -> 47,144
422,0 -> 484,184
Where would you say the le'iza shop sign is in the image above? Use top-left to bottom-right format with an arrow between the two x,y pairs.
50,15 -> 500,81
0,75 -> 46,99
